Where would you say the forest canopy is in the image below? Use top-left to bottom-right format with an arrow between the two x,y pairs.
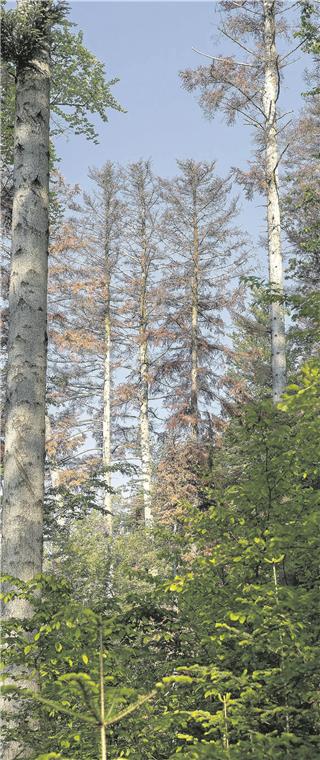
0,1 -> 319,759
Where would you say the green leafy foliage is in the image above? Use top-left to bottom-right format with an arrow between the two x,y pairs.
154,362 -> 320,757
0,576 -> 157,758
49,19 -> 124,143
299,1 -> 320,58
1,0 -> 67,66
1,0 -> 123,159
2,363 -> 319,758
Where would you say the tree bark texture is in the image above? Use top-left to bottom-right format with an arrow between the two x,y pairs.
103,272 -> 113,535
1,9 -> 51,759
1,24 -> 50,616
263,0 -> 287,402
139,240 -> 153,526
191,192 -> 199,440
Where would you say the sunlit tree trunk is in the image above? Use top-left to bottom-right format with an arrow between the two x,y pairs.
120,161 -> 159,526
139,243 -> 153,526
180,1 -> 291,403
191,192 -> 199,440
103,271 -> 113,534
1,4 -> 50,617
263,0 -> 286,402
1,6 -> 51,758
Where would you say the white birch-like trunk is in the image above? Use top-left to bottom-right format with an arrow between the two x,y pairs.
263,0 -> 286,403
1,5 -> 51,757
139,261 -> 153,526
103,277 -> 112,535
140,338 -> 152,525
1,12 -> 50,617
191,204 -> 199,439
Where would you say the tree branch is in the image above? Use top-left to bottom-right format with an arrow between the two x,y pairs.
279,38 -> 308,64
192,47 -> 254,67
274,143 -> 290,172
276,119 -> 293,137
218,27 -> 259,59
228,104 -> 264,130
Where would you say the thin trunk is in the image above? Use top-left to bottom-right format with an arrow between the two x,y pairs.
45,414 -> 62,489
44,415 -> 64,574
1,6 -> 50,618
263,0 -> 286,403
191,198 -> 199,439
222,695 -> 231,759
103,272 -> 112,535
99,624 -> 107,760
272,563 -> 290,738
139,242 -> 153,526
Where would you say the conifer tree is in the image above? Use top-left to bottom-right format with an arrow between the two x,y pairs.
119,161 -> 163,526
159,159 -> 243,439
47,191 -> 89,491
180,0 -> 300,402
74,163 -> 124,534
222,290 -> 272,413
283,65 -> 320,361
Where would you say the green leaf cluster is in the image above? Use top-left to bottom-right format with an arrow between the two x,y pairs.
1,0 -> 67,66
2,363 -> 319,758
1,0 -> 124,166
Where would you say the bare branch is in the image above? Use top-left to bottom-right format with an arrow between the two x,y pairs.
276,1 -> 301,15
230,106 -> 264,130
276,120 -> 293,137
279,38 -> 308,64
276,110 -> 294,122
226,1 -> 261,16
223,81 -> 266,118
274,143 -> 290,172
192,47 -> 254,67
218,27 -> 259,59
281,56 -> 303,68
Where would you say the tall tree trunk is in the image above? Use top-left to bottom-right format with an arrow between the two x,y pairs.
1,7 -> 51,758
263,0 -> 286,403
103,272 -> 112,535
139,247 -> 153,526
1,9 -> 50,616
191,196 -> 199,439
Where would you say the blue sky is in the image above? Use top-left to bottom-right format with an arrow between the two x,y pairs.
57,1 -> 246,180
6,1 -> 308,261
54,1 -> 307,271
51,2 -> 308,473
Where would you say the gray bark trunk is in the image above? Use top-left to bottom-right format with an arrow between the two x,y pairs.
140,331 -> 152,526
103,274 -> 112,535
139,242 -> 153,526
191,197 -> 199,439
1,19 -> 50,617
263,0 -> 286,402
1,8 -> 51,757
